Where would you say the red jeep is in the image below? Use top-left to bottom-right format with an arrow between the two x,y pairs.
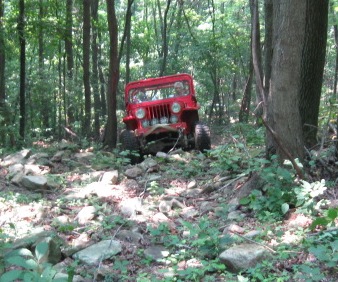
120,73 -> 211,160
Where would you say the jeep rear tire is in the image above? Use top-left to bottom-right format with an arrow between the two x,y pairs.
194,122 -> 211,152
120,130 -> 141,164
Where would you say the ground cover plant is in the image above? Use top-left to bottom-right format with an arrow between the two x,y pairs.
0,123 -> 337,281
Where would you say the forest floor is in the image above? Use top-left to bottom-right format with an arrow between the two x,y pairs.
0,124 -> 338,281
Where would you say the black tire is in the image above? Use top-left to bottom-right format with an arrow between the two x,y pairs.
120,130 -> 141,164
194,122 -> 211,152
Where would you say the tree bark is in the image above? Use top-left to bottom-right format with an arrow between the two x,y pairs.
83,0 -> 91,136
268,1 -> 306,161
104,0 -> 119,148
65,0 -> 74,78
18,0 -> 26,139
92,0 -> 100,138
299,0 -> 328,148
0,0 -> 5,104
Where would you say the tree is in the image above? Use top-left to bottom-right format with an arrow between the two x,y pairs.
299,1 -> 328,148
104,0 -> 119,148
83,0 -> 91,137
18,0 -> 26,139
263,1 -> 328,163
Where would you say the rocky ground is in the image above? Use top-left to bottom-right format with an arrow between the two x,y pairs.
0,137 -> 337,281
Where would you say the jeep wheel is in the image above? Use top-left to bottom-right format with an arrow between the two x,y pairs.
120,130 -> 141,164
194,122 -> 211,152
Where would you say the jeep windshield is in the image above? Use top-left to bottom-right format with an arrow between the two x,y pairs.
129,80 -> 190,104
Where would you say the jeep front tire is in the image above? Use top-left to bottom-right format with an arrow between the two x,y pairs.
194,122 -> 211,152
120,130 -> 140,164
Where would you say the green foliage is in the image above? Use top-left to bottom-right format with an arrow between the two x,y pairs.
0,242 -> 69,282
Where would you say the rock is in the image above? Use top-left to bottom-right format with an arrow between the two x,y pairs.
219,243 -> 271,272
116,230 -> 143,244
119,198 -> 143,217
74,152 -> 94,163
156,152 -> 168,158
227,210 -> 245,221
187,180 -> 197,189
223,224 -> 245,235
51,151 -> 65,162
0,149 -> 31,167
100,170 -> 119,184
159,200 -> 172,213
24,164 -> 47,175
21,175 -> 48,190
124,166 -> 143,179
140,158 -> 158,170
181,207 -> 199,219
11,172 -> 25,186
72,240 -> 122,265
7,164 -> 24,178
76,206 -> 97,224
144,245 -> 169,261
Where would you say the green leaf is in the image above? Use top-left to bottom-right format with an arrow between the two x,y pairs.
310,217 -> 330,230
281,203 -> 289,214
239,197 -> 250,205
0,270 -> 23,282
327,208 -> 338,220
35,241 -> 49,262
6,256 -> 37,270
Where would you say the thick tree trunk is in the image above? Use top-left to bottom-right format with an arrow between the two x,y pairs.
83,0 -> 91,136
104,0 -> 119,148
299,0 -> 328,148
268,1 -> 306,161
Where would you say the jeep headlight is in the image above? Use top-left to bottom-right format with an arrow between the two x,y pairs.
170,115 -> 178,123
171,102 -> 181,113
160,117 -> 168,124
142,120 -> 150,127
135,108 -> 146,119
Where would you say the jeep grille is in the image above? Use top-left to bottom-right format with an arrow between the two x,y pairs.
141,103 -> 179,127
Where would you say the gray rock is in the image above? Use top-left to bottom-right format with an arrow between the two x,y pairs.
116,230 -> 143,244
219,243 -> 271,272
125,166 -> 143,179
187,180 -> 197,189
144,245 -> 169,261
140,158 -> 158,170
21,175 -> 48,190
227,210 -> 245,221
119,197 -> 143,217
101,170 -> 119,184
51,151 -> 65,162
0,149 -> 31,167
74,152 -> 94,162
76,206 -> 97,224
8,164 -> 24,178
72,240 -> 122,266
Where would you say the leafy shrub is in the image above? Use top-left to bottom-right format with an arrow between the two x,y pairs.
0,242 -> 70,282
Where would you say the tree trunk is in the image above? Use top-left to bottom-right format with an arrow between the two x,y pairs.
332,5 -> 338,158
83,0 -> 91,137
104,0 -> 119,148
92,0 -> 100,138
268,1 -> 306,161
65,0 -> 74,78
299,0 -> 328,148
158,0 -> 171,76
18,0 -> 26,139
0,0 -> 4,104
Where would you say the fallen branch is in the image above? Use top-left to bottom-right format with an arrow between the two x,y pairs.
259,116 -> 305,180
